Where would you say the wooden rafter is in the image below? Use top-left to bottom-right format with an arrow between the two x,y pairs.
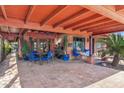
0,5 -> 123,36
93,25 -> 124,35
63,14 -> 100,29
0,6 -> 7,20
53,8 -> 88,27
92,24 -> 124,34
73,18 -> 110,30
63,11 -> 94,28
40,5 -> 67,26
79,19 -> 113,31
25,6 -> 36,23
72,16 -> 105,29
88,22 -> 121,32
94,30 -> 124,35
0,17 -> 88,36
82,5 -> 124,24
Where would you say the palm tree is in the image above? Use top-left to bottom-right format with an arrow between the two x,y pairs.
99,34 -> 124,66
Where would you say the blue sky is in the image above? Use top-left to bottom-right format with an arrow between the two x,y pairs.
115,32 -> 124,36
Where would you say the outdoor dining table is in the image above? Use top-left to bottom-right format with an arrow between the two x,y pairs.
31,51 -> 54,65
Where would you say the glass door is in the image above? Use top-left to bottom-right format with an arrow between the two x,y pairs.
73,37 -> 85,52
39,40 -> 50,52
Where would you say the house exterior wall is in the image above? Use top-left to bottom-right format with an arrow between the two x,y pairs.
18,31 -> 92,59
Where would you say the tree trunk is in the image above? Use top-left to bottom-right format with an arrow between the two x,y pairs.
111,54 -> 119,66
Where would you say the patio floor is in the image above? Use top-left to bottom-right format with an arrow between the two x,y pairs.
0,53 -> 124,88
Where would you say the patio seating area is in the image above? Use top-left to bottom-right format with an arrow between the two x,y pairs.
1,52 -> 124,88
1,5 -> 124,88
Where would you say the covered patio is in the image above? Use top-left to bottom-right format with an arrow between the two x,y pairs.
0,5 -> 124,63
0,5 -> 124,88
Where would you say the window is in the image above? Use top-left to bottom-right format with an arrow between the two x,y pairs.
73,37 -> 85,51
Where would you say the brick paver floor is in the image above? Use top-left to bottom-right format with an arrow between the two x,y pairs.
0,53 -> 21,88
0,53 -> 124,88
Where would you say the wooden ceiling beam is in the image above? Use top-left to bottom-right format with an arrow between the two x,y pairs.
88,22 -> 121,33
0,17 -> 88,36
40,5 -> 67,26
82,5 -> 124,24
92,24 -> 124,35
71,16 -> 105,29
62,11 -> 94,29
0,5 -> 7,20
53,8 -> 88,27
80,19 -> 113,31
74,18 -> 111,30
93,26 -> 124,35
25,6 -> 36,23
64,13 -> 99,29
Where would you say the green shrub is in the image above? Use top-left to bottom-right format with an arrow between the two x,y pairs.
4,40 -> 12,55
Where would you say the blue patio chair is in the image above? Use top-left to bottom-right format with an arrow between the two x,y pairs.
28,51 -> 40,61
72,48 -> 80,57
83,49 -> 90,56
41,51 -> 53,62
62,54 -> 70,61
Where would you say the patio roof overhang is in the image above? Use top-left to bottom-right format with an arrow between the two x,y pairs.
0,5 -> 124,37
